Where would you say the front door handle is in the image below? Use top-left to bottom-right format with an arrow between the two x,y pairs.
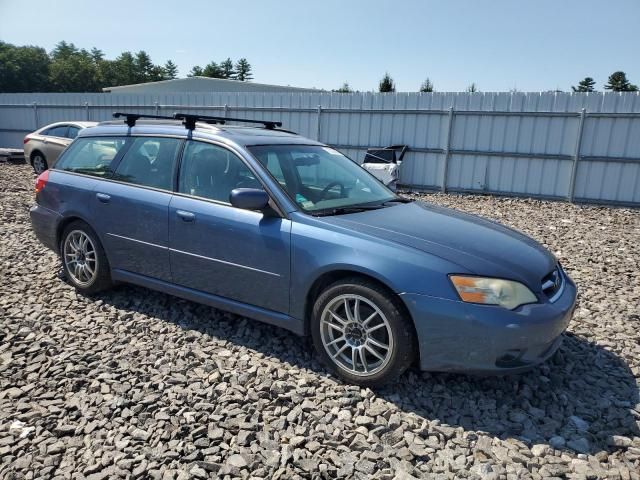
176,210 -> 196,222
96,193 -> 111,203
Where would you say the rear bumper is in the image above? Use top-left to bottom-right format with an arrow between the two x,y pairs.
401,274 -> 577,373
30,204 -> 61,252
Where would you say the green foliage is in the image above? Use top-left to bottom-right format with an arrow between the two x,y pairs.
0,41 -> 50,92
202,62 -> 223,78
604,71 -> 638,92
220,58 -> 235,79
235,58 -> 253,81
188,66 -> 204,77
378,72 -> 395,92
572,77 -> 596,92
419,78 -> 434,92
162,60 -> 178,80
333,82 -> 353,93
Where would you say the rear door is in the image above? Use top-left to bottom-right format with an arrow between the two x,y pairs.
92,136 -> 182,282
168,140 -> 291,313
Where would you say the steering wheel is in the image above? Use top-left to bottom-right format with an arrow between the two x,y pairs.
318,181 -> 345,200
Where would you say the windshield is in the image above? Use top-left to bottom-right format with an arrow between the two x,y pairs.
249,145 -> 397,213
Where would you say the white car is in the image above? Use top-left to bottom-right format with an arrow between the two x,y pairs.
23,122 -> 97,174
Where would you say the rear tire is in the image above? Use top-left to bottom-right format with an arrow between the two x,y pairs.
60,221 -> 112,295
311,277 -> 416,387
31,152 -> 48,174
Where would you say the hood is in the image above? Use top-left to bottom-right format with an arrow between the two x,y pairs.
322,201 -> 556,290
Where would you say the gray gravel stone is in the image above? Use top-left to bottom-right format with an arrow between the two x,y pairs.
1,164 -> 640,479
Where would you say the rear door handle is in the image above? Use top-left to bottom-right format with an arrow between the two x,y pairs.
96,193 -> 111,203
176,210 -> 196,222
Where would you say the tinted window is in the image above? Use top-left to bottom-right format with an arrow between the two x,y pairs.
67,126 -> 81,139
113,137 -> 181,190
45,125 -> 68,138
179,141 -> 260,203
56,137 -> 128,177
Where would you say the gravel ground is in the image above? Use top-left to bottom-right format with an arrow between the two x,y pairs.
1,163 -> 639,480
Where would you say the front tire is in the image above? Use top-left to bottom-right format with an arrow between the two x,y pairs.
60,221 -> 112,294
31,153 -> 48,174
311,277 -> 416,387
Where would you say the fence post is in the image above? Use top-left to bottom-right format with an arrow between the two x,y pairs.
32,102 -> 39,129
223,104 -> 229,118
568,108 -> 586,202
441,106 -> 454,193
84,102 -> 90,121
316,105 -> 322,141
154,101 -> 159,116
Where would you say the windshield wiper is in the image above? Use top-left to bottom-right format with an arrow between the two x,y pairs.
382,197 -> 412,205
312,204 -> 388,217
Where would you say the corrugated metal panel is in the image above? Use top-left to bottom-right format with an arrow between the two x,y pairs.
1,91 -> 639,205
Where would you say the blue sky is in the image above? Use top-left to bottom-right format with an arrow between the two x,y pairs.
1,0 -> 638,92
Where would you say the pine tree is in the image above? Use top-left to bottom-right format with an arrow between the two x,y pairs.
234,58 -> 253,81
571,77 -> 596,92
604,71 -> 638,91
466,82 -> 478,92
163,60 -> 178,80
220,58 -> 235,79
333,82 -> 353,93
419,78 -> 434,92
378,72 -> 395,92
188,65 -> 204,77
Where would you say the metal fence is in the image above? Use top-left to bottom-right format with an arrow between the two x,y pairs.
1,91 -> 639,205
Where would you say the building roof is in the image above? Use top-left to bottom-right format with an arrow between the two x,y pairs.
103,76 -> 320,93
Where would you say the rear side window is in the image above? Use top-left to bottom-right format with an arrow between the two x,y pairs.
44,125 -> 68,137
56,137 -> 128,177
113,137 -> 181,191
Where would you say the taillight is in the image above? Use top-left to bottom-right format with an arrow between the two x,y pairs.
23,136 -> 31,144
35,170 -> 49,193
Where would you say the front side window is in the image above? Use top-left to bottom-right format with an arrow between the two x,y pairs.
249,145 -> 396,213
178,141 -> 261,203
113,137 -> 181,190
56,137 -> 128,177
67,126 -> 81,139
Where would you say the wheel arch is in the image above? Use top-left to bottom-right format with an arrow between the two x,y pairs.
303,269 -> 418,349
56,215 -> 97,252
30,149 -> 46,163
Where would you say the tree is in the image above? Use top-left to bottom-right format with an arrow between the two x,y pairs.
188,65 -> 204,77
134,51 -> 155,82
235,58 -> 253,81
572,77 -> 596,92
162,60 -> 178,80
201,61 -> 222,78
378,72 -> 395,92
220,58 -> 235,79
49,42 -> 100,92
0,41 -> 51,92
419,78 -> 434,92
333,82 -> 353,93
466,82 -> 478,92
604,71 -> 638,92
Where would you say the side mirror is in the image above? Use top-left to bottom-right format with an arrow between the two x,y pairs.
229,188 -> 270,211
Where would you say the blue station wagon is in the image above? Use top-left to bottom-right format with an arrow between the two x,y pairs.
30,113 -> 577,386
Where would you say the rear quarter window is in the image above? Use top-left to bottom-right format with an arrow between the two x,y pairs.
55,137 -> 128,177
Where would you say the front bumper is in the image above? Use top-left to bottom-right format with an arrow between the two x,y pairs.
30,204 -> 62,252
400,274 -> 577,373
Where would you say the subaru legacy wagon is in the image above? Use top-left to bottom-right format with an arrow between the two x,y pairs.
30,113 -> 577,386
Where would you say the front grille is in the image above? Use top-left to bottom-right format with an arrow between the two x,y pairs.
541,265 -> 564,302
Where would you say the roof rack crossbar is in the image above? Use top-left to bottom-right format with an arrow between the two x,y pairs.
113,112 -> 176,128
173,113 -> 282,130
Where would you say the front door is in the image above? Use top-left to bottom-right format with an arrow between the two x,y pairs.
168,140 -> 291,314
92,136 -> 182,281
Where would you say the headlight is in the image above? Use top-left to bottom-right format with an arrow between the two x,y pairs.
449,275 -> 537,310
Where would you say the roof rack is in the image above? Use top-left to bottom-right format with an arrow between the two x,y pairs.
173,113 -> 282,130
112,112 -> 283,131
113,112 -> 176,128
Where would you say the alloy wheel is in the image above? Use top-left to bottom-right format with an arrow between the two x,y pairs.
32,155 -> 46,174
320,294 -> 394,376
63,230 -> 98,286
